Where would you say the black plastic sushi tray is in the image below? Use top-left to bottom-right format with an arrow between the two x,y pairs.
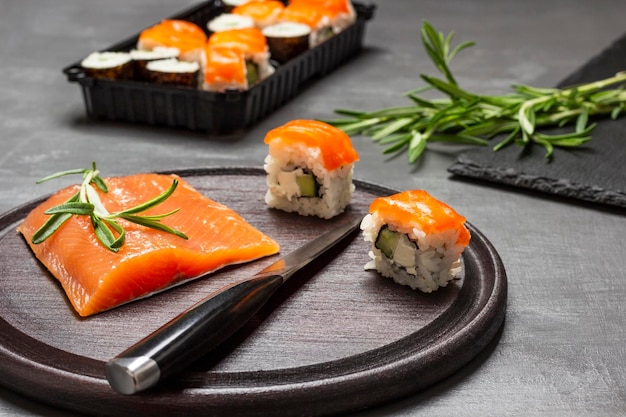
62,0 -> 376,135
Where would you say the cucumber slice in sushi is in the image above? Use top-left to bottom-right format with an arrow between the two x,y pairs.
296,173 -> 319,197
263,22 -> 311,64
375,226 -> 401,259
245,60 -> 260,86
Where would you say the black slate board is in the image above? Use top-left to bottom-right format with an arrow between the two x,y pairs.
448,32 -> 626,209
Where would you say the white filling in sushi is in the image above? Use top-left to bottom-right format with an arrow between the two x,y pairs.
262,21 -> 311,39
207,13 -> 255,32
81,52 -> 131,69
264,143 -> 355,219
360,212 -> 464,293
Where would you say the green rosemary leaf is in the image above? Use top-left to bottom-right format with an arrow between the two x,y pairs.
32,164 -> 186,251
377,132 -> 412,145
36,168 -> 87,184
333,108 -> 369,118
575,110 -> 589,133
120,214 -> 188,240
327,20 -> 626,163
408,131 -> 427,163
421,75 -> 476,101
118,179 -> 179,215
429,134 -> 489,145
119,208 -> 181,222
93,175 -> 108,193
92,216 -> 122,252
44,202 -> 94,216
371,117 -> 415,140
493,126 -> 521,151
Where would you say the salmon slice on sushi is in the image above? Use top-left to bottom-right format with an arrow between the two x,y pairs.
360,190 -> 471,293
289,0 -> 357,33
277,3 -> 333,47
263,119 -> 359,219
201,46 -> 249,91
232,0 -> 285,29
137,19 -> 207,63
206,27 -> 274,86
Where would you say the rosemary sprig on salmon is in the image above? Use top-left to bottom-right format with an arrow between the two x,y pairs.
31,162 -> 188,252
325,20 -> 626,161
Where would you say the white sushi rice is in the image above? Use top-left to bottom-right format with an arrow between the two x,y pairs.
146,58 -> 199,73
81,51 -> 131,69
129,47 -> 180,61
264,142 -> 355,219
360,212 -> 465,292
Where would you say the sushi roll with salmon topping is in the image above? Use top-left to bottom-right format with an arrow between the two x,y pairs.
201,46 -> 248,91
262,21 -> 311,64
81,51 -> 133,80
263,119 -> 359,219
232,0 -> 285,29
277,3 -> 333,47
129,46 -> 180,80
206,27 -> 274,86
361,190 -> 471,293
290,0 -> 356,33
137,19 -> 207,63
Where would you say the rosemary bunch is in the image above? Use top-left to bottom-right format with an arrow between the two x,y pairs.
32,162 -> 188,252
326,20 -> 626,162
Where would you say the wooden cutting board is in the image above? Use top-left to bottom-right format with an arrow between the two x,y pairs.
0,167 -> 506,417
449,32 -> 626,209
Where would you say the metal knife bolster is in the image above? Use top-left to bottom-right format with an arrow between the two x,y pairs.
105,216 -> 362,395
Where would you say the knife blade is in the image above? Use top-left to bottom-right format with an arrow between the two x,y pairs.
105,215 -> 363,395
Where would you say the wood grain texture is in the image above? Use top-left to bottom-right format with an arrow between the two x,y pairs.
0,168 -> 506,417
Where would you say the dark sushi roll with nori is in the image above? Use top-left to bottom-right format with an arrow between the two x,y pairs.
144,58 -> 200,87
80,52 -> 133,80
130,47 -> 180,81
262,22 -> 311,64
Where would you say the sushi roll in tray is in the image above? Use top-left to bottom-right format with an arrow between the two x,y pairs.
206,27 -> 274,87
277,2 -> 334,47
129,47 -> 180,80
80,51 -> 134,80
137,19 -> 207,63
361,190 -> 471,293
144,58 -> 200,87
201,46 -> 249,92
207,13 -> 255,33
232,0 -> 285,29
263,119 -> 359,219
290,0 -> 357,33
262,21 -> 311,64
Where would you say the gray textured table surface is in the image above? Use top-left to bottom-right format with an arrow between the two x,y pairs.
1,0 -> 625,416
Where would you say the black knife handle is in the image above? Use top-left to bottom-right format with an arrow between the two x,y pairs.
105,273 -> 284,394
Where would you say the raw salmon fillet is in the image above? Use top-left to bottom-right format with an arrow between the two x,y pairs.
18,173 -> 280,317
